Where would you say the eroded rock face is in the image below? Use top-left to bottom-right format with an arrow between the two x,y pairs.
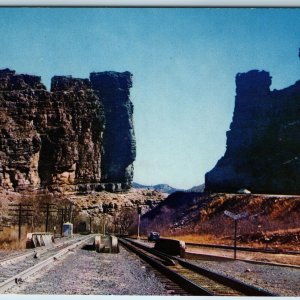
90,72 -> 136,190
205,69 -> 300,194
0,69 -> 135,192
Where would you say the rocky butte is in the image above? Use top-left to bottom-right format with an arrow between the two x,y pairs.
205,68 -> 300,195
0,69 -> 136,193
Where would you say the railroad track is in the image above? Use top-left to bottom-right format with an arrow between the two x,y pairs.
185,242 -> 300,255
0,235 -> 86,266
119,238 -> 276,296
0,235 -> 93,293
141,237 -> 300,255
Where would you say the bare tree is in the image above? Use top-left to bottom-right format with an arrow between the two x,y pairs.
118,207 -> 136,235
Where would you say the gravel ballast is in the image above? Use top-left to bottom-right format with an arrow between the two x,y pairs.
8,246 -> 170,295
186,258 -> 300,296
5,240 -> 300,296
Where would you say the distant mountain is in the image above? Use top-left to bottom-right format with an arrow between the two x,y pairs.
186,183 -> 205,193
132,182 -> 183,194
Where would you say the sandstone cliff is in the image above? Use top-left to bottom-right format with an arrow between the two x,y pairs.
0,69 -> 135,193
205,69 -> 300,194
90,72 -> 136,188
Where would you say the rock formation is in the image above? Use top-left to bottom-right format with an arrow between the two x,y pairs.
90,72 -> 136,189
205,69 -> 300,194
0,69 -> 136,193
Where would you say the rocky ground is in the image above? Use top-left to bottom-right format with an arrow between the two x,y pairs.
188,258 -> 300,296
134,239 -> 300,296
68,188 -> 166,212
141,192 -> 300,250
0,188 -> 166,213
7,241 -> 300,296
7,245 -> 169,295
187,245 -> 300,265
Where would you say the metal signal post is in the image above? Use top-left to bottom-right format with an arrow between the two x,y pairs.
224,210 -> 248,259
234,219 -> 237,259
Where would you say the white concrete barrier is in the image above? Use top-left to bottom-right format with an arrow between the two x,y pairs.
26,232 -> 54,249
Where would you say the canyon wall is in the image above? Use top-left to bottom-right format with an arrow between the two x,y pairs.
205,69 -> 300,194
0,69 -> 135,193
90,72 -> 136,188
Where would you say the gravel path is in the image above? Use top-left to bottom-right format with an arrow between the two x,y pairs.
187,258 -> 300,296
8,246 -> 169,295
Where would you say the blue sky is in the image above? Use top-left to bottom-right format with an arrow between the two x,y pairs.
0,8 -> 300,189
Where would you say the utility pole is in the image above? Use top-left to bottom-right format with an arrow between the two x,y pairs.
90,216 -> 92,234
46,204 -> 49,232
58,208 -> 65,237
102,205 -> 107,236
18,203 -> 21,240
41,203 -> 56,233
8,203 -> 33,241
137,206 -> 142,240
69,204 -> 73,223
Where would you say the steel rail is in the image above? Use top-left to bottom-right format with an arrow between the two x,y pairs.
125,238 -> 176,266
141,237 -> 300,255
122,238 -> 277,296
0,235 -> 93,294
119,238 -> 212,295
175,256 -> 276,296
0,235 -> 86,266
0,250 -> 37,265
185,242 -> 300,255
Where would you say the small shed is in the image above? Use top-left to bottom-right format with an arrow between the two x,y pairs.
63,222 -> 73,237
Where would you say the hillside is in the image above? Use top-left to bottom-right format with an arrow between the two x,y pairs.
140,192 -> 300,249
186,184 -> 205,192
132,182 -> 183,194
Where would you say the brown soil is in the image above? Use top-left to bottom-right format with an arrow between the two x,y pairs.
141,192 -> 300,251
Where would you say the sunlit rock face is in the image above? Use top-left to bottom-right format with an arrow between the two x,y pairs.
205,69 -> 300,194
0,69 -> 135,193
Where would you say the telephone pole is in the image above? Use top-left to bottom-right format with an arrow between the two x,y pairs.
8,203 -> 33,240
137,206 -> 142,240
41,203 -> 56,232
58,208 -> 66,236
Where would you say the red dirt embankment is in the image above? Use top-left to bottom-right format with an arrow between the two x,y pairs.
140,192 -> 300,251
